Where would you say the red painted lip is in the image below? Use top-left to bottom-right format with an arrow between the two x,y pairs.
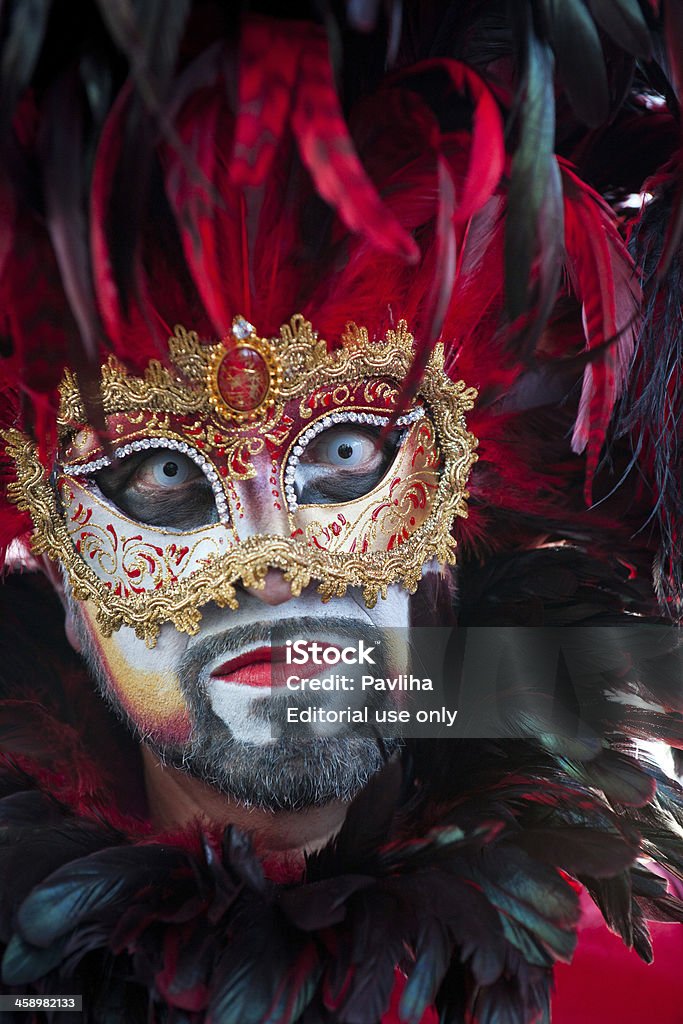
209,642 -> 345,688
210,646 -> 289,688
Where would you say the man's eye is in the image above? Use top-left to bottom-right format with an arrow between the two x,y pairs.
91,448 -> 219,530
318,431 -> 375,468
139,453 -> 194,488
292,426 -> 402,505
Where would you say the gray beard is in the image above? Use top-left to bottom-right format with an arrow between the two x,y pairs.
73,604 -> 402,812
155,731 -> 396,811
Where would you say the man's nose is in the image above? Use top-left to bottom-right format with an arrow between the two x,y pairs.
230,451 -> 297,603
243,568 -> 293,605
231,451 -> 292,538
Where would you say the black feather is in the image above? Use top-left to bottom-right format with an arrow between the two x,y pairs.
505,11 -> 557,320
208,908 -> 314,1024
16,844 -> 194,946
587,0 -> 653,59
0,0 -> 53,140
538,0 -> 610,126
308,751 -> 404,879
399,919 -> 452,1024
1,932 -> 68,987
40,69 -> 108,438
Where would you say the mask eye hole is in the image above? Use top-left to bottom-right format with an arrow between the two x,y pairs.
289,423 -> 404,506
68,444 -> 222,531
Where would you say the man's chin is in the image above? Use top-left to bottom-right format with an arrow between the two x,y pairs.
151,734 -> 402,812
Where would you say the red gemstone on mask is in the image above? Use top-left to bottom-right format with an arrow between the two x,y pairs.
216,346 -> 270,413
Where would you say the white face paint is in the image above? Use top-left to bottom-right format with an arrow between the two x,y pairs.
70,580 -> 411,810
200,586 -> 410,743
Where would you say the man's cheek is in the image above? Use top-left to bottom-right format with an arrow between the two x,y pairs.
81,601 -> 193,742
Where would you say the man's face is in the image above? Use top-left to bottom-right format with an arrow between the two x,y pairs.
48,333 -> 455,812
67,575 -> 410,811
10,318 -> 475,814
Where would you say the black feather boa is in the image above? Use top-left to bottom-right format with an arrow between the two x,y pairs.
1,565 -> 683,1024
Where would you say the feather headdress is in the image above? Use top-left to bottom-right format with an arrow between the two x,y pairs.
0,4 -> 682,1022
0,0 -> 667,571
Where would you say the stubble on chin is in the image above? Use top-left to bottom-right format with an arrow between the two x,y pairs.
71,592 -> 403,811
155,615 -> 402,811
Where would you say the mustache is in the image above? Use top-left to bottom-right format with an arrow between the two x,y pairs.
179,615 -> 385,685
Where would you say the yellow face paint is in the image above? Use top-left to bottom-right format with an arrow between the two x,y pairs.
81,600 -> 192,742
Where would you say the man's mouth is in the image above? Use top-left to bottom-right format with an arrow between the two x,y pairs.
209,646 -> 289,688
209,642 -> 346,688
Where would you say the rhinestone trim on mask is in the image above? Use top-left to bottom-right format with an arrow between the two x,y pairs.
61,437 -> 230,523
283,407 -> 426,512
4,318 -> 478,645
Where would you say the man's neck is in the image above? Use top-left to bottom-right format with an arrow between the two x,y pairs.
141,745 -> 347,869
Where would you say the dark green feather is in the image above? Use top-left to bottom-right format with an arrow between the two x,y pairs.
505,17 -> 556,319
538,0 -> 609,125
587,0 -> 653,59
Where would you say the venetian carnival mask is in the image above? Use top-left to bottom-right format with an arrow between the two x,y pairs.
5,316 -> 477,646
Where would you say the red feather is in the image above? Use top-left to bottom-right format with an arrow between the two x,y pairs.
93,63 -> 225,356
290,25 -> 419,265
230,16 -> 303,188
393,60 -> 505,223
90,86 -> 171,368
390,155 -> 458,418
0,213 -> 76,457
162,79 -> 249,331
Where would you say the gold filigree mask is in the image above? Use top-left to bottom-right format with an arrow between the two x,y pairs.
5,316 -> 478,646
